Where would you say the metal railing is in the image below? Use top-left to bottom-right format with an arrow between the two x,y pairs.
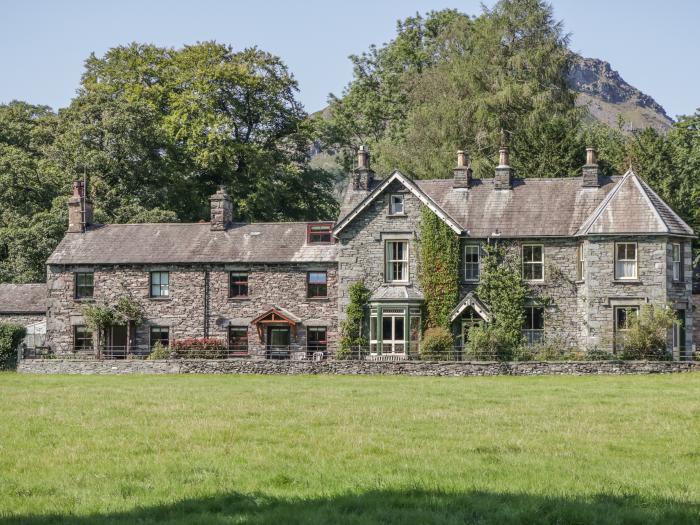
20,344 -> 697,362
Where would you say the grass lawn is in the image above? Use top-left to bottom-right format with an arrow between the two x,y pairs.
0,372 -> 699,524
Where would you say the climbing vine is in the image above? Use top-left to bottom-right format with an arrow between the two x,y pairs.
467,242 -> 528,359
337,281 -> 371,359
418,207 -> 460,329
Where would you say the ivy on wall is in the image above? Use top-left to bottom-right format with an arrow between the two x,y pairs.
337,281 -> 371,359
467,242 -> 528,359
418,206 -> 460,329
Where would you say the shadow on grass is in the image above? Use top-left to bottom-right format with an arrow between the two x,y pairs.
2,489 -> 698,525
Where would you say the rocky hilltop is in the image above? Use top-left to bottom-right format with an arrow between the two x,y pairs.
568,55 -> 673,132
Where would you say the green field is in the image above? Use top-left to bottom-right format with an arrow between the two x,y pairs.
1,373 -> 699,524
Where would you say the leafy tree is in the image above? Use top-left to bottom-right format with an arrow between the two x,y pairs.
618,304 -> 677,361
81,303 -> 117,358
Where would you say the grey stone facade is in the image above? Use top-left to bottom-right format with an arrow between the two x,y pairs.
47,262 -> 337,358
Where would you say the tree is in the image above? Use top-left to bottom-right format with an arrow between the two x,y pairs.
322,1 -> 584,179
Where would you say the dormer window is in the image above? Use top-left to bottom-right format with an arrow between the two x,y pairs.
307,223 -> 332,244
389,195 -> 405,215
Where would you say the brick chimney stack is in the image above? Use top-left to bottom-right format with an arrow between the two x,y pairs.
210,186 -> 234,231
582,147 -> 602,188
67,180 -> 93,233
494,146 -> 513,190
353,145 -> 375,190
452,150 -> 472,189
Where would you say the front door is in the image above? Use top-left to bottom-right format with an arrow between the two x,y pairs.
267,326 -> 290,359
109,325 -> 128,358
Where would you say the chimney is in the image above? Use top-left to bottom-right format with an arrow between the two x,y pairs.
210,186 -> 233,231
494,146 -> 513,190
67,180 -> 93,233
582,147 -> 602,187
353,145 -> 374,190
453,150 -> 473,189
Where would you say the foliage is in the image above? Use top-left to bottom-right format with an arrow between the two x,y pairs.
467,243 -> 528,360
618,304 -> 677,361
582,347 -> 616,361
418,207 -> 460,329
113,296 -> 145,326
514,336 -> 577,361
0,323 -> 26,369
419,326 -> 454,360
337,281 -> 371,360
171,338 -> 227,359
148,341 -> 170,360
322,1 -> 584,179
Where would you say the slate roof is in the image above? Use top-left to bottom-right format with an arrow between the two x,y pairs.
337,171 -> 695,238
47,222 -> 337,265
370,285 -> 424,302
0,283 -> 47,314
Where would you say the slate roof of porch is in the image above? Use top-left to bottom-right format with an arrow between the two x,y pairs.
0,283 -> 47,314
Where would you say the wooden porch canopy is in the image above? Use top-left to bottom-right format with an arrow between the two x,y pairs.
449,292 -> 492,323
251,306 -> 301,341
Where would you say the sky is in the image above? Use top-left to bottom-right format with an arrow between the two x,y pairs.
1,0 -> 698,119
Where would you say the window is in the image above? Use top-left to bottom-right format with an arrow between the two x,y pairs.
74,272 -> 94,299
389,194 -> 405,215
523,306 -> 544,345
386,241 -> 409,282
614,243 -> 637,280
150,271 -> 169,297
73,325 -> 93,352
576,244 -> 584,281
228,326 -> 249,356
522,245 -> 544,281
150,326 -> 169,348
614,306 -> 639,351
672,243 -> 682,282
307,327 -> 327,355
307,223 -> 332,244
229,273 -> 249,298
370,308 -> 405,354
307,272 -> 328,298
464,245 -> 480,281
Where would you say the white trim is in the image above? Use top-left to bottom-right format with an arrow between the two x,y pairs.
614,242 -> 638,280
385,240 -> 409,283
450,292 -> 492,323
463,244 -> 480,282
333,171 -> 462,236
522,244 -> 545,282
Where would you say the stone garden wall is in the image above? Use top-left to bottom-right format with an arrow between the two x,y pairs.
18,358 -> 699,376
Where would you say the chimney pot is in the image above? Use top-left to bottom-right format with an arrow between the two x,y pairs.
586,147 -> 597,166
353,145 -> 374,191
494,147 -> 513,190
456,150 -> 467,168
498,147 -> 509,167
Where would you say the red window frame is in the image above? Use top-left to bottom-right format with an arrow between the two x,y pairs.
307,223 -> 333,244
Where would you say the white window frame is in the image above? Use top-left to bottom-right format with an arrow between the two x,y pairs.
522,244 -> 544,282
463,244 -> 480,282
385,240 -> 409,283
523,305 -> 544,346
370,309 -> 406,355
576,243 -> 585,282
613,305 -> 639,352
672,243 -> 682,282
614,242 -> 638,280
389,194 -> 405,215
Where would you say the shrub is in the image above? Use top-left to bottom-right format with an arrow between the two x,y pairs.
515,336 -> 576,361
148,341 -> 170,360
420,326 -> 454,360
171,338 -> 227,359
338,281 -> 370,360
0,323 -> 27,369
464,324 -> 514,361
583,347 -> 616,361
618,304 -> 676,361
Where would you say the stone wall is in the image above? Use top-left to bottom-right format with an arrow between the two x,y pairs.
18,358 -> 699,376
46,262 -> 337,357
0,313 -> 45,327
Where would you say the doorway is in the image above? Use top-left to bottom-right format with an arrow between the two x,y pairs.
267,326 -> 290,359
108,325 -> 127,358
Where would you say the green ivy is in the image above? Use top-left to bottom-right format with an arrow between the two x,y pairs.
337,281 -> 370,359
418,207 -> 460,329
467,243 -> 528,359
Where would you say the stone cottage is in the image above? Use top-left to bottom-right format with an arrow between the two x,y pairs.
0,283 -> 47,352
5,145 -> 695,359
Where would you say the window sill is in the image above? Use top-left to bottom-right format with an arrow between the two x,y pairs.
307,297 -> 330,301
524,280 -> 545,285
73,297 -> 95,303
148,296 -> 172,301
612,279 -> 642,284
387,213 -> 407,218
574,280 -> 585,285
462,280 -> 479,285
228,297 -> 251,302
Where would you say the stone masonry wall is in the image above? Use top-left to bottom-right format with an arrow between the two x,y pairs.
46,263 -> 337,357
18,358 -> 700,376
